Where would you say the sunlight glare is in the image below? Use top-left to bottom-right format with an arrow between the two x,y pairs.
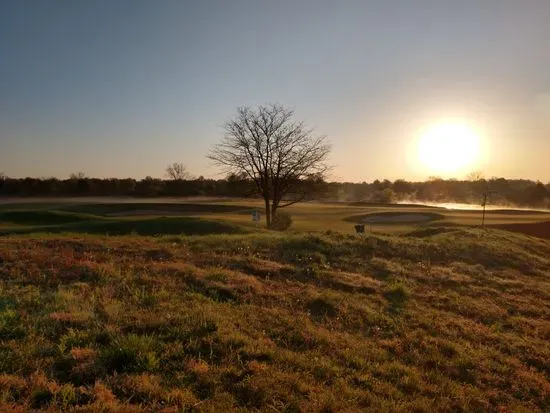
417,121 -> 481,176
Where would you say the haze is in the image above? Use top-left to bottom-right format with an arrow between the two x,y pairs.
1,1 -> 549,181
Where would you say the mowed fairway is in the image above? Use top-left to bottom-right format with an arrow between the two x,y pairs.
0,198 -> 549,411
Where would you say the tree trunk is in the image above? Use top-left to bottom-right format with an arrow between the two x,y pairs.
271,202 -> 278,225
264,198 -> 271,228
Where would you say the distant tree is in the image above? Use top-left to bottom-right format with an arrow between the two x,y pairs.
352,182 -> 372,201
209,104 -> 330,228
227,171 -> 249,181
467,170 -> 488,204
226,172 -> 254,197
521,182 -> 549,206
69,172 -> 87,180
67,172 -> 88,195
466,170 -> 485,182
135,176 -> 164,197
392,179 -> 413,195
370,188 -> 395,204
0,172 -> 6,194
165,162 -> 191,181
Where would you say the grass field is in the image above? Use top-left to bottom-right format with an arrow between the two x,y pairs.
0,198 -> 549,411
1,197 -> 549,236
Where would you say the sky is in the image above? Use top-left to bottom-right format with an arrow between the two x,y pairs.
1,0 -> 549,182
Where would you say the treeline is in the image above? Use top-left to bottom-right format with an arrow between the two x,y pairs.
0,174 -> 549,208
328,178 -> 550,208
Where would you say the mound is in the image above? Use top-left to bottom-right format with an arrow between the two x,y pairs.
75,217 -> 250,236
0,217 -> 249,237
404,226 -> 458,238
346,211 -> 444,224
62,203 -> 256,216
0,210 -> 91,226
494,220 -> 550,240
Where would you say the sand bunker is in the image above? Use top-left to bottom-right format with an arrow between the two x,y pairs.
347,212 -> 444,224
363,214 -> 435,223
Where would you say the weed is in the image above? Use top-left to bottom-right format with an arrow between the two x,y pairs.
30,389 -> 53,409
307,297 -> 338,320
99,335 -> 159,374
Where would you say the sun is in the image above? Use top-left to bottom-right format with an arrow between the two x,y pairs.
417,121 -> 481,176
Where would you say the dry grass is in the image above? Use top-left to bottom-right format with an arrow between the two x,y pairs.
0,228 -> 548,411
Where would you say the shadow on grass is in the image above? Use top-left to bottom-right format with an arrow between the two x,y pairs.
404,226 -> 460,238
0,217 -> 249,236
61,203 -> 257,216
493,221 -> 550,240
0,210 -> 93,226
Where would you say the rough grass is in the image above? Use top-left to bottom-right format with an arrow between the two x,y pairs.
0,229 -> 548,411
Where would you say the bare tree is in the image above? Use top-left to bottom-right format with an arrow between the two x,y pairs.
466,171 -> 497,228
209,104 -> 330,228
165,162 -> 191,180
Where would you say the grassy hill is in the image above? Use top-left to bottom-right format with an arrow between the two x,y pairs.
0,228 -> 548,411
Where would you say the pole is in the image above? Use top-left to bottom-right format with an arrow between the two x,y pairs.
481,192 -> 487,229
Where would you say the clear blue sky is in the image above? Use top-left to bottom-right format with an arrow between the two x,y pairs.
1,1 -> 549,181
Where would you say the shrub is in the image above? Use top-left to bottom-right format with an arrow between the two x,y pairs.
308,297 -> 338,319
0,374 -> 26,401
30,389 -> 53,409
0,309 -> 25,340
383,280 -> 409,312
271,212 -> 292,231
55,384 -> 79,409
59,329 -> 92,352
99,335 -> 159,374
